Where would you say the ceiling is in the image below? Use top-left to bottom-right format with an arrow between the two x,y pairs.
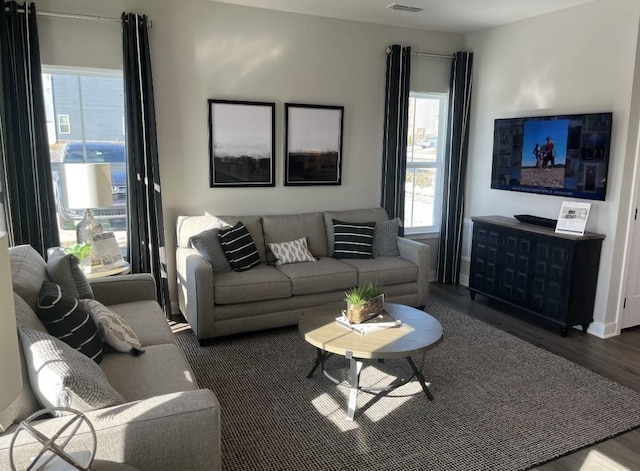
209,0 -> 597,34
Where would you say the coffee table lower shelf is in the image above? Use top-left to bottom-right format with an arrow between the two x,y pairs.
306,348 -> 434,420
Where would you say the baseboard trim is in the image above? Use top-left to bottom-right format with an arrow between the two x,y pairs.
583,321 -> 618,339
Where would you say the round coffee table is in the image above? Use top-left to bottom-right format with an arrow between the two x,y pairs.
298,302 -> 443,420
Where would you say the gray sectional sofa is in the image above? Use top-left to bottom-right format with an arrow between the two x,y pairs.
176,207 -> 430,343
1,245 -> 221,471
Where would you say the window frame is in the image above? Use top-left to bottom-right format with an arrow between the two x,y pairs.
404,91 -> 448,235
57,114 -> 71,134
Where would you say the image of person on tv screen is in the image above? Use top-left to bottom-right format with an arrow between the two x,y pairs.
533,143 -> 543,168
542,136 -> 555,169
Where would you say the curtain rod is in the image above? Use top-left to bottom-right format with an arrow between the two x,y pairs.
412,51 -> 453,60
38,11 -> 120,23
10,7 -> 153,27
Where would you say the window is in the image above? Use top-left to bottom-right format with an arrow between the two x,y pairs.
57,114 -> 71,134
405,92 -> 448,234
43,66 -> 128,258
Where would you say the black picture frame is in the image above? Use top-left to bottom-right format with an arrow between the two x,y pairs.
209,99 -> 275,187
284,103 -> 344,186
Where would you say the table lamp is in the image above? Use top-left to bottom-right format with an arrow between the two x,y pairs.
0,231 -> 23,433
64,163 -> 113,246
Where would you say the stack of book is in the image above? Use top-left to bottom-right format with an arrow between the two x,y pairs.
335,309 -> 402,335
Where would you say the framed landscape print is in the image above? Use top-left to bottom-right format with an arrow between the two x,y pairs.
284,103 -> 344,186
209,99 -> 275,187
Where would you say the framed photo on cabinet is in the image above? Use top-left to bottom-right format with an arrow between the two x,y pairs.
208,99 -> 275,187
284,103 -> 343,186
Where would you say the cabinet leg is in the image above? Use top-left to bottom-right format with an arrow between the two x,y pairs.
470,292 -> 476,300
560,327 -> 568,337
581,324 -> 589,334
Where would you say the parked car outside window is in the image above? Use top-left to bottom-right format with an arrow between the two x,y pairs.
54,141 -> 127,230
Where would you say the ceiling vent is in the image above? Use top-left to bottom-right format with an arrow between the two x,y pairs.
386,3 -> 423,13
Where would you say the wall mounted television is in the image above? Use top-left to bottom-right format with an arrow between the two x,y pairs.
491,112 -> 612,201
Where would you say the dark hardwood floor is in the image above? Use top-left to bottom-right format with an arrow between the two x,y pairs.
430,283 -> 640,471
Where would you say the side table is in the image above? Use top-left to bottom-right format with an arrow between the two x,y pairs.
85,262 -> 131,279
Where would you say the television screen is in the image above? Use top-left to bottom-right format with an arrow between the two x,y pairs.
491,112 -> 612,201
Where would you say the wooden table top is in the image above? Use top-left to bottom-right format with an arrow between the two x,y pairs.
298,302 -> 443,359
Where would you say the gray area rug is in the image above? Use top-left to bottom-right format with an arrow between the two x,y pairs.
174,299 -> 640,471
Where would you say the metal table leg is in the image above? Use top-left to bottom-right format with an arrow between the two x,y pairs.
307,348 -> 326,378
406,356 -> 434,401
346,351 -> 362,421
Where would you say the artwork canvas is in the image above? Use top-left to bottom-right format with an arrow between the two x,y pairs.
209,100 -> 275,187
285,104 -> 343,185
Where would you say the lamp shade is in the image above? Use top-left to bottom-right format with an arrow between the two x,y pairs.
0,231 -> 23,431
64,163 -> 113,209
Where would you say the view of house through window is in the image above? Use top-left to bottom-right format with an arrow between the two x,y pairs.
405,92 -> 448,234
42,67 -> 128,257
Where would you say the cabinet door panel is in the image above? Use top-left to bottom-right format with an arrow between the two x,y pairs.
498,230 -> 533,303
470,226 -> 500,295
530,239 -> 571,318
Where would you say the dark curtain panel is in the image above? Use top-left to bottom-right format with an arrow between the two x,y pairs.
0,1 -> 59,254
381,44 -> 411,232
437,51 -> 473,284
122,12 -> 170,316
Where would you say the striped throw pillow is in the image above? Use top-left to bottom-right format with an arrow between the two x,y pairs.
332,219 -> 376,259
268,237 -> 316,265
218,221 -> 262,272
36,281 -> 104,363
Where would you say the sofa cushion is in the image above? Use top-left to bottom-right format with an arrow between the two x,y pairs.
332,219 -> 375,259
373,218 -> 401,258
10,245 -> 50,310
218,222 -> 262,272
189,228 -> 231,273
268,237 -> 316,265
262,212 -> 328,257
100,344 -> 197,402
340,257 -> 418,286
324,208 -> 390,256
18,326 -> 124,415
46,249 -> 94,299
276,257 -> 357,295
36,281 -> 104,363
108,300 -> 176,346
214,264 -> 292,304
80,299 -> 145,355
14,293 -> 46,332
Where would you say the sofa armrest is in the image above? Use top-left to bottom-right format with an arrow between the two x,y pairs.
90,274 -> 157,305
397,237 -> 430,306
176,248 -> 216,340
1,389 -> 221,471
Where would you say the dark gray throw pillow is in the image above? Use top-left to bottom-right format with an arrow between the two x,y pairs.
36,281 -> 104,363
218,221 -> 262,272
46,249 -> 94,300
332,219 -> 375,259
189,228 -> 232,273
373,218 -> 402,258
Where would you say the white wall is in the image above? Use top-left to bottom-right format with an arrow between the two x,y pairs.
34,0 -> 463,308
464,0 -> 640,336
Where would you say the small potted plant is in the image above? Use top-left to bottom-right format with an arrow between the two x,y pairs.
344,282 -> 384,324
63,243 -> 93,272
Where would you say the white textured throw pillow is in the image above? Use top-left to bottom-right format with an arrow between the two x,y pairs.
80,299 -> 145,355
268,237 -> 316,265
18,327 -> 125,416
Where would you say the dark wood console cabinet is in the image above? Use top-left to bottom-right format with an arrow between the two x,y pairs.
468,216 -> 605,336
